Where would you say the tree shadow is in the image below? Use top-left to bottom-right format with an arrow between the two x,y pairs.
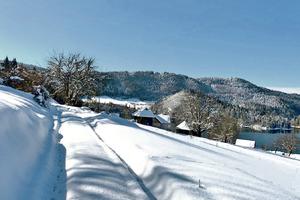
51,143 -> 67,200
65,153 -> 150,200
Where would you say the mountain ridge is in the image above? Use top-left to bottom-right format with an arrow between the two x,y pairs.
95,71 -> 300,125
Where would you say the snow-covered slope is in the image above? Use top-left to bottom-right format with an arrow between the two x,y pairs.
0,86 -> 57,200
2,85 -> 300,200
92,115 -> 300,200
0,86 -> 150,200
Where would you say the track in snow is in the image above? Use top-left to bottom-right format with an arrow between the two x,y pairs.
89,123 -> 157,200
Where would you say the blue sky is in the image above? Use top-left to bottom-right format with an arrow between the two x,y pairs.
1,0 -> 300,88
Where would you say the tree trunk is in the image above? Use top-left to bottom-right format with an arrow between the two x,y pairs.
197,130 -> 202,137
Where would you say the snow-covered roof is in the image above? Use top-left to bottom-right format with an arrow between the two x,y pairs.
157,114 -> 170,123
235,139 -> 255,148
176,121 -> 191,131
132,108 -> 156,118
10,76 -> 24,81
155,115 -> 170,124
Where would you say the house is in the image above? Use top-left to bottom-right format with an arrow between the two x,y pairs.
235,139 -> 255,148
154,114 -> 171,129
132,108 -> 156,126
132,108 -> 171,128
176,121 -> 193,135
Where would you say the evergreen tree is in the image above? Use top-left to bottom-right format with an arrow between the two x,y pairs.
11,58 -> 17,69
3,56 -> 10,71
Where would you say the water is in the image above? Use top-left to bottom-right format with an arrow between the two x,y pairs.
238,129 -> 300,154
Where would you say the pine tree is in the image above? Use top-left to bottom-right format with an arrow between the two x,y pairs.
3,56 -> 10,71
11,58 -> 17,69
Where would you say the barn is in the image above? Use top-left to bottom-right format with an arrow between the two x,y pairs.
132,108 -> 156,126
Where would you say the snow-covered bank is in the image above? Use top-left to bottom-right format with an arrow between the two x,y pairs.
0,86 -> 57,200
92,115 -> 300,200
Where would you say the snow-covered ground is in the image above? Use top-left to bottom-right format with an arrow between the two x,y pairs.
55,105 -> 149,199
268,150 -> 300,160
1,85 -> 300,200
82,96 -> 155,109
92,115 -> 300,200
0,86 -> 58,200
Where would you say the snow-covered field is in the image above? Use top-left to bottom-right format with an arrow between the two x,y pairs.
1,85 -> 300,200
92,116 -> 300,200
82,96 -> 154,109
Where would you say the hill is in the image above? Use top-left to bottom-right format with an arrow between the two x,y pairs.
96,71 -> 212,100
1,85 -> 300,199
96,72 -> 300,125
200,77 -> 300,124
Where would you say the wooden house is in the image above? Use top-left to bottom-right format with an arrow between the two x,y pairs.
132,108 -> 156,126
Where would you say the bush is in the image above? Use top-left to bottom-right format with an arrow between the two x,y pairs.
32,85 -> 49,107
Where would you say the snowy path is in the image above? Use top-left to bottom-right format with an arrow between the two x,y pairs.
55,106 -> 149,200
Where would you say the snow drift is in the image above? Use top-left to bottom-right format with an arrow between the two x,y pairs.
0,86 -> 56,199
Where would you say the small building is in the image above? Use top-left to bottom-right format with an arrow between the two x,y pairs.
132,108 -> 156,126
154,114 -> 171,129
235,139 -> 255,148
176,121 -> 193,135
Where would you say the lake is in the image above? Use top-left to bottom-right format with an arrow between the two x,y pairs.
238,129 -> 300,154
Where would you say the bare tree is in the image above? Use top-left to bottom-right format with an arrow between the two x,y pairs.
275,134 -> 297,156
46,52 -> 97,105
180,91 -> 216,136
210,112 -> 239,143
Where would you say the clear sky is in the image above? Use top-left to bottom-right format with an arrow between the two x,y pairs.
1,0 -> 300,88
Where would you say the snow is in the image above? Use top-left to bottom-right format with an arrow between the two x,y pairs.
92,116 -> 300,200
155,115 -> 169,124
0,85 -> 56,200
176,121 -> 191,131
268,151 -> 300,161
157,114 -> 171,123
10,76 -> 24,81
0,77 -> 4,84
0,86 -> 150,200
2,85 -> 300,200
235,139 -> 256,148
56,105 -> 148,199
132,108 -> 156,118
83,95 -> 154,109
